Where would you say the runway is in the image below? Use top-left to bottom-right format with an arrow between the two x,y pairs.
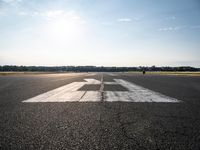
0,73 -> 200,149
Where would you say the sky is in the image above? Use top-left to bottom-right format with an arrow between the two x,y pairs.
0,0 -> 200,67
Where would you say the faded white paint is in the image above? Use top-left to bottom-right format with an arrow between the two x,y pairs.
80,91 -> 101,102
104,82 -> 118,85
84,79 -> 101,84
23,78 -> 181,103
113,79 -> 180,102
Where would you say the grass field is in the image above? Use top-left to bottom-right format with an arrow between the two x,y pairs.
147,71 -> 200,76
0,72 -> 55,76
0,72 -> 85,76
0,71 -> 200,76
127,71 -> 200,76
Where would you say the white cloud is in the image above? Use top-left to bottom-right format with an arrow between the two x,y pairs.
0,11 -> 5,16
158,27 -> 177,31
43,10 -> 66,20
166,16 -> 176,20
18,11 -> 28,16
15,9 -> 86,25
158,26 -> 186,31
1,0 -> 22,4
30,11 -> 39,17
30,10 -> 85,23
117,18 -> 132,22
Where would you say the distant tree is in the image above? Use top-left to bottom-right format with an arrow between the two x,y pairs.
0,65 -> 199,72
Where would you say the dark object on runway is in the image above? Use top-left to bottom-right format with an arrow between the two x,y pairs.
143,70 -> 146,74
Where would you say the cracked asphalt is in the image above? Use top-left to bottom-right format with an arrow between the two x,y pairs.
0,72 -> 200,150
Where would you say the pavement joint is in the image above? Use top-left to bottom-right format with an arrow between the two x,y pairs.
100,73 -> 104,102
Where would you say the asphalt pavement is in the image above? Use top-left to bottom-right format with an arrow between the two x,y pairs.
0,72 -> 200,150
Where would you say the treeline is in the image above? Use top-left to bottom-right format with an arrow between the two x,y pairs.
0,65 -> 199,72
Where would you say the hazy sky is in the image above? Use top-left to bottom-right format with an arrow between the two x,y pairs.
0,0 -> 200,67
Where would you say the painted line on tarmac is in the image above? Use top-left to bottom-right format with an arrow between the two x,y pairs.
22,78 -> 181,103
109,79 -> 180,102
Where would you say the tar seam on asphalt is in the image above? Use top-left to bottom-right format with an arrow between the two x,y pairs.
100,73 -> 104,102
98,73 -> 106,149
79,91 -> 87,101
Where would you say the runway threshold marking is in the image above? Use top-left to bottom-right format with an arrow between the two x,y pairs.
22,78 -> 181,103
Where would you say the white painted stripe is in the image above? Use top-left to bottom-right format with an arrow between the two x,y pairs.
23,82 -> 85,102
114,79 -> 146,91
80,91 -> 101,102
105,91 -> 154,102
105,92 -> 132,102
42,91 -> 85,102
84,79 -> 101,84
104,82 -> 118,85
23,78 -> 181,103
113,79 -> 180,103
23,91 -> 85,102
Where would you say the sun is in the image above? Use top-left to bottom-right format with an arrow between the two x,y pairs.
44,10 -> 85,39
51,19 -> 82,37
